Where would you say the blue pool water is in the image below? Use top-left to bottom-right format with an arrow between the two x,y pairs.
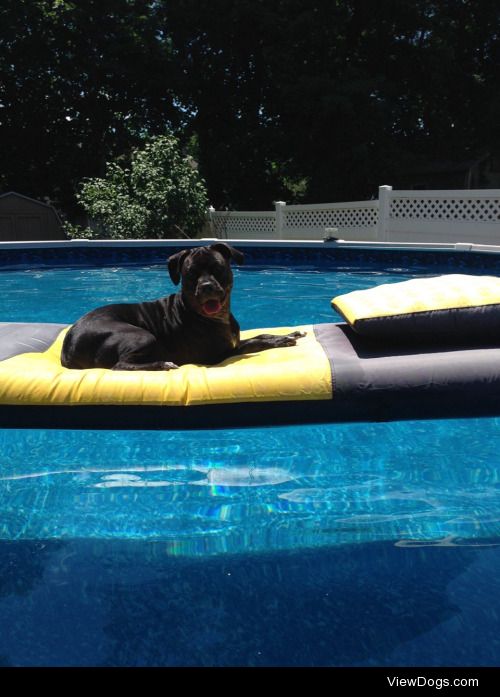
1,261 -> 500,666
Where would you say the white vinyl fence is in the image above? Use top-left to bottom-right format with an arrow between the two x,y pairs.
208,186 -> 500,245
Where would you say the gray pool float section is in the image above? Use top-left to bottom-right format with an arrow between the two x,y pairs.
0,323 -> 67,361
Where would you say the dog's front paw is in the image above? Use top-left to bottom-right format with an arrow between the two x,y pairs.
164,361 -> 179,370
275,336 -> 298,347
277,331 -> 307,347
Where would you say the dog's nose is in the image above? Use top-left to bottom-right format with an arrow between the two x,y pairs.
198,279 -> 220,293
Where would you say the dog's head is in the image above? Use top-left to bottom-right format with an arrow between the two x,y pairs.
167,243 -> 244,318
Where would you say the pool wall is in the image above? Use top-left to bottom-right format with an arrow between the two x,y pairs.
2,238 -> 500,271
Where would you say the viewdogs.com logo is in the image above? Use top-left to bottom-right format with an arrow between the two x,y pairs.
387,675 -> 479,689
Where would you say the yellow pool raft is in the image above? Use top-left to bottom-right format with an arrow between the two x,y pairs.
2,274 -> 500,429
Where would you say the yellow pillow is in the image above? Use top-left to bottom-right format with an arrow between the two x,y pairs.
332,274 -> 500,341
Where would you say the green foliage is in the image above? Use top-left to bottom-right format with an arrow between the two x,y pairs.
0,0 -> 177,213
2,1 -> 500,213
65,135 -> 209,239
164,0 -> 500,206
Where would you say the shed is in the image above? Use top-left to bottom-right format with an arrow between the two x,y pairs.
0,192 -> 66,241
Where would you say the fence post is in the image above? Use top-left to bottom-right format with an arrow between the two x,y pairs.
377,185 -> 392,242
207,206 -> 216,237
274,201 -> 286,239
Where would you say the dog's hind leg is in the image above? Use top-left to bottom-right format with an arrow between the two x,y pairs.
112,360 -> 178,371
104,327 -> 179,371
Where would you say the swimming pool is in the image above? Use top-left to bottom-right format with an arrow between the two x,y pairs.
1,249 -> 500,666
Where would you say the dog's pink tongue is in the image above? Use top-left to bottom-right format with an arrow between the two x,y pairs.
202,299 -> 222,315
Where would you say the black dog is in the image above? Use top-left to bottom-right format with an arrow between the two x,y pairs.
61,243 -> 306,370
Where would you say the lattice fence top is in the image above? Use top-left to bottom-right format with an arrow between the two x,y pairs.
209,189 -> 500,242
285,206 -> 378,229
212,214 -> 276,237
391,196 -> 500,222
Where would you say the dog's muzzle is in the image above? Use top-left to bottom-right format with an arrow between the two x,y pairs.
195,280 -> 227,316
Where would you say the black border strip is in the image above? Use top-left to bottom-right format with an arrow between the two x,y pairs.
3,390 -> 500,430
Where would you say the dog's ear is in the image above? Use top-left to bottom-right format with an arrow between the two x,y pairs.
167,249 -> 191,285
210,242 -> 244,265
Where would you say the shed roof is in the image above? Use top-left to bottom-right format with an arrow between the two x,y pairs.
0,191 -> 55,209
0,191 -> 63,224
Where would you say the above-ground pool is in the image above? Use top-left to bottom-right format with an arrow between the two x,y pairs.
1,243 -> 500,667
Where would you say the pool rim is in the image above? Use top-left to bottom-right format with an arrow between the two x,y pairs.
1,237 -> 500,255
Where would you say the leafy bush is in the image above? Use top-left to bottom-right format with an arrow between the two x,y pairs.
66,134 -> 209,239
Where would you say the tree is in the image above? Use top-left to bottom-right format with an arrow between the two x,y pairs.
2,1 -> 500,214
164,0 -> 500,206
0,0 -> 178,215
66,134 -> 209,239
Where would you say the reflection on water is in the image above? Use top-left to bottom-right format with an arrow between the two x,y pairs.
395,535 -> 500,547
1,418 -> 500,555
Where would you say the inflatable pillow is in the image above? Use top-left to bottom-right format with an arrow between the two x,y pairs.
331,274 -> 500,342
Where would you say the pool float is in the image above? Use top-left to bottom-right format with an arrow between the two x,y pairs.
2,274 -> 500,429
